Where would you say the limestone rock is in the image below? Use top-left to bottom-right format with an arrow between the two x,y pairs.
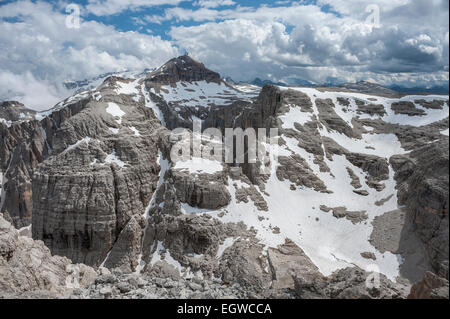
267,239 -> 323,290
408,271 -> 449,299
171,169 -> 231,209
391,101 -> 425,116
0,213 -> 97,297
294,267 -> 407,299
391,140 -> 449,278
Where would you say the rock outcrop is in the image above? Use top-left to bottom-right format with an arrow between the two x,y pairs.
391,140 -> 449,278
171,169 -> 231,210
0,213 -> 97,298
408,271 -> 449,299
294,267 -> 407,299
0,96 -> 93,229
391,101 -> 425,116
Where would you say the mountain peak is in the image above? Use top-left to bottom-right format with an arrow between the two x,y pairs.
147,55 -> 221,85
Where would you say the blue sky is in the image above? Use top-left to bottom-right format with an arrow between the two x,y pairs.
0,0 -> 448,109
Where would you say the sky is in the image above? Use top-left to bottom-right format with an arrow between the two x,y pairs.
0,0 -> 449,110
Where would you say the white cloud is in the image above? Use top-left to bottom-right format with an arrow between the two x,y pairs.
194,0 -> 235,8
0,0 -> 179,110
86,0 -> 189,16
0,70 -> 69,111
167,0 -> 449,85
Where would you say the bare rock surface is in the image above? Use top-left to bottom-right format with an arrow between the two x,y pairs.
0,213 -> 97,298
294,267 -> 408,299
390,140 -> 449,279
414,99 -> 447,110
320,205 -> 368,224
391,101 -> 425,116
171,169 -> 231,210
408,271 -> 449,299
370,209 -> 433,283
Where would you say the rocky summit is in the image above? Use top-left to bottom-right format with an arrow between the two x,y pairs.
0,55 -> 448,299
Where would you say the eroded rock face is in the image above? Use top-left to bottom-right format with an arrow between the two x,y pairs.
1,97 -> 92,229
29,80 -> 163,267
0,101 -> 36,123
316,98 -> 356,137
408,272 -> 449,299
204,84 -> 282,134
414,99 -> 446,110
267,239 -> 322,290
171,169 -> 231,210
233,178 -> 268,211
277,155 -> 329,193
1,119 -> 47,228
0,213 -> 97,297
391,101 -> 425,116
391,140 -> 449,278
104,216 -> 146,272
217,239 -> 271,291
355,100 -> 386,116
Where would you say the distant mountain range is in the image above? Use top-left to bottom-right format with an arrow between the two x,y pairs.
387,84 -> 449,95
66,72 -> 449,99
338,81 -> 399,95
243,77 -> 449,95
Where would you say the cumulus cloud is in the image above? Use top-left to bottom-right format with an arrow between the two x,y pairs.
0,70 -> 70,111
194,0 -> 236,8
168,0 -> 449,85
0,0 -> 179,110
86,0 -> 188,16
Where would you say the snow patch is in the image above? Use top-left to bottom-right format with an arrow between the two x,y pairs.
63,137 -> 91,154
174,157 -> 223,175
106,102 -> 126,124
104,151 -> 126,168
142,84 -> 166,126
279,104 -> 314,128
108,127 -> 119,134
216,237 -> 238,258
159,81 -> 255,109
129,126 -> 141,136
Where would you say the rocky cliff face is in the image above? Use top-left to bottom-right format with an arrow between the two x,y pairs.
391,139 -> 449,279
0,97 -> 95,229
30,81 -> 164,268
408,271 -> 449,299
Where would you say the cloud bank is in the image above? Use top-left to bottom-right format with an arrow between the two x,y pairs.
0,0 -> 179,110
